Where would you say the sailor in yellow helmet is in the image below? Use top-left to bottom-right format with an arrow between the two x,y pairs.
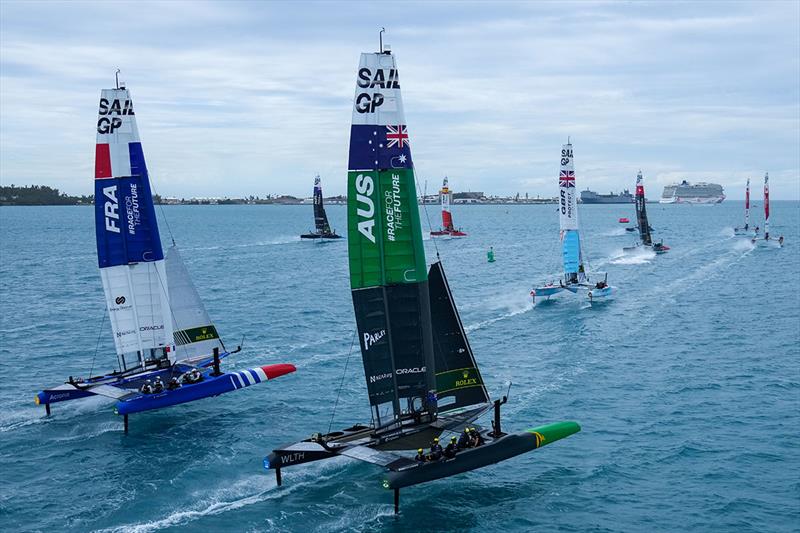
429,436 -> 443,461
457,427 -> 471,449
444,436 -> 458,459
414,448 -> 426,462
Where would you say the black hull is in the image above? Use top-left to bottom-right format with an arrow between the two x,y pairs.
301,233 -> 342,239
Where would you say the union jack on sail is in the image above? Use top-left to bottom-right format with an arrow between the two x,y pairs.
559,170 -> 575,188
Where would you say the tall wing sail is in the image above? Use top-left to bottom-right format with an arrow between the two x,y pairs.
635,171 -> 652,246
312,175 -> 332,234
744,178 -> 750,229
559,143 -> 581,278
165,246 -> 224,362
440,177 -> 454,231
94,87 -> 172,370
348,50 -> 436,426
763,172 -> 769,239
428,262 -> 489,413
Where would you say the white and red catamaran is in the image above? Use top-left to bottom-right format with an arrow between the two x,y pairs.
752,172 -> 784,247
431,177 -> 467,237
734,178 -> 756,236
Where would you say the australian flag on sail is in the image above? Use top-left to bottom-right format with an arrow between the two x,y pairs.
559,170 -> 575,188
348,124 -> 413,171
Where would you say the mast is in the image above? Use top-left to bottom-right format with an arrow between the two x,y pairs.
440,177 -> 454,231
744,178 -> 750,230
347,42 -> 437,426
94,80 -> 173,371
635,171 -> 652,246
559,142 -> 581,283
763,172 -> 769,239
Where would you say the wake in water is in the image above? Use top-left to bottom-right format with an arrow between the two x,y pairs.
602,227 -> 628,237
608,247 -> 656,265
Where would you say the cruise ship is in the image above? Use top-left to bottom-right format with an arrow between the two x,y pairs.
660,180 -> 725,204
580,188 -> 634,204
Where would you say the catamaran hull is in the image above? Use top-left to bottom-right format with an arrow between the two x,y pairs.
116,364 -> 296,415
430,230 -> 467,237
300,233 -> 342,239
531,286 -> 564,299
587,286 -> 616,300
385,421 -> 580,489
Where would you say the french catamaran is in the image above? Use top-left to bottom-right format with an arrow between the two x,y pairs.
531,141 -> 616,305
300,175 -> 341,239
752,173 -> 784,247
35,79 -> 296,431
430,177 -> 466,237
623,171 -> 669,254
266,41 -> 580,513
734,178 -> 756,236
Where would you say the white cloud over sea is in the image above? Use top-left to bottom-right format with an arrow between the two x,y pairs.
1,0 -> 798,199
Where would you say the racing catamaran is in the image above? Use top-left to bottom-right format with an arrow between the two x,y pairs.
266,42 -> 580,513
35,79 -> 295,430
734,178 -> 756,236
531,141 -> 616,304
623,171 -> 669,254
752,172 -> 784,247
301,175 -> 341,239
430,177 -> 466,237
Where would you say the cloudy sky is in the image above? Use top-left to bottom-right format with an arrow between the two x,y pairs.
1,0 -> 798,199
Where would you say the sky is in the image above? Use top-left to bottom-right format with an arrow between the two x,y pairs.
1,0 -> 799,200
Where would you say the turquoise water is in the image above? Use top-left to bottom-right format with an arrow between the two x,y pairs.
1,202 -> 798,532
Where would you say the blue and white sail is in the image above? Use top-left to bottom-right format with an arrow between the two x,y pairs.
94,85 -> 173,370
558,142 -> 583,285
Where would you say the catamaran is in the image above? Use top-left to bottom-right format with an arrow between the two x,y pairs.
300,175 -> 341,239
266,41 -> 580,513
35,78 -> 296,431
531,141 -> 616,305
734,178 -> 756,236
430,177 -> 466,237
623,171 -> 669,254
752,173 -> 784,247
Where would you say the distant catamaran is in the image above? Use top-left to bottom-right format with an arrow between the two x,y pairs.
752,172 -> 784,247
531,141 -> 615,304
431,177 -> 466,237
267,39 -> 579,513
35,78 -> 295,430
734,178 -> 755,236
623,171 -> 669,254
301,175 -> 341,239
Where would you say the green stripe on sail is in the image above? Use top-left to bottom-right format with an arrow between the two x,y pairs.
348,168 -> 427,289
435,367 -> 483,395
174,325 -> 219,345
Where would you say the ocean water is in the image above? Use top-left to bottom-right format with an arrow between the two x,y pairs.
0,201 -> 798,532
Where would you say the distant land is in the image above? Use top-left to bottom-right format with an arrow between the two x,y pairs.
0,184 -> 684,206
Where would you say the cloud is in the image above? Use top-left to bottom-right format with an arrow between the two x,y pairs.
0,0 -> 798,200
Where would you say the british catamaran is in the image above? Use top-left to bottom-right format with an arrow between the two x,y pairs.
734,178 -> 756,236
531,142 -> 615,304
266,42 -> 580,513
301,175 -> 341,239
430,177 -> 466,237
623,171 -> 669,254
35,79 -> 296,431
752,173 -> 784,247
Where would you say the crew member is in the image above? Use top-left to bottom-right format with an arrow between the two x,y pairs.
470,428 -> 485,447
457,427 -> 471,449
414,448 -> 426,462
428,437 -> 443,461
444,436 -> 458,459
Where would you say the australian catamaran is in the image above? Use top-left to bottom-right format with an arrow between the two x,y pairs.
430,177 -> 466,237
266,42 -> 580,513
35,79 -> 296,430
531,142 -> 616,304
623,171 -> 669,254
301,175 -> 341,239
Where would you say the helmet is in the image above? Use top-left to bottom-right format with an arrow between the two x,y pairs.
451,436 -> 457,442
417,448 -> 423,453
433,437 -> 439,442
464,427 -> 470,433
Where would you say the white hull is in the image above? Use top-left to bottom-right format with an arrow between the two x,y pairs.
659,196 -> 725,204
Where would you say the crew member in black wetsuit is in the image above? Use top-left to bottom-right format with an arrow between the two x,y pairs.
457,428 -> 471,449
415,448 -> 426,462
470,428 -> 485,447
428,437 -> 443,461
444,436 -> 458,459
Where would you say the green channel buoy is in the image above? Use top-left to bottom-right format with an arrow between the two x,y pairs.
487,247 -> 495,263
